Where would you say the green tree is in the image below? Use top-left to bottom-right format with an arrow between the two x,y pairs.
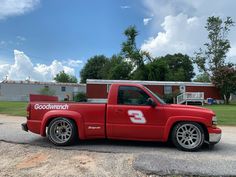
211,65 -> 236,104
54,71 -> 78,83
80,55 -> 109,83
121,26 -> 152,80
146,59 -> 168,81
101,55 -> 132,80
194,16 -> 235,103
193,73 -> 210,82
38,87 -> 55,96
146,53 -> 195,81
165,53 -> 195,81
194,16 -> 234,74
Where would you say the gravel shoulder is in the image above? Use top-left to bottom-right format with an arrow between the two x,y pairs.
0,141 -> 142,177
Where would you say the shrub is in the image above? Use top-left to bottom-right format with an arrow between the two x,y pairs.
74,92 -> 87,102
163,91 -> 180,104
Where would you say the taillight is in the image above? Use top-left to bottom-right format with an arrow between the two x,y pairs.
26,104 -> 31,119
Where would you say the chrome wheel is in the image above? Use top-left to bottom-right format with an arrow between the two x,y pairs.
176,124 -> 202,150
49,119 -> 73,144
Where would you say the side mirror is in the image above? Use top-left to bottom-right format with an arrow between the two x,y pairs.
147,98 -> 157,107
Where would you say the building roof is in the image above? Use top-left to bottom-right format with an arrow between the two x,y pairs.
1,80 -> 86,87
86,79 -> 215,87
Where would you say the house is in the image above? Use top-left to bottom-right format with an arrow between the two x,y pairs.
86,79 -> 223,104
0,80 -> 86,101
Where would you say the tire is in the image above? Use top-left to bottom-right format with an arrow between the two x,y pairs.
48,117 -> 77,146
171,122 -> 205,151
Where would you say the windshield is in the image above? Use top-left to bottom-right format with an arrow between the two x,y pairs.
144,86 -> 166,104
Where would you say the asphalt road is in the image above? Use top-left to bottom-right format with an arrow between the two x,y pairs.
1,114 -> 236,176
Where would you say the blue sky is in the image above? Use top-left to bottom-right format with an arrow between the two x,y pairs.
0,0 -> 236,81
1,1 -> 148,61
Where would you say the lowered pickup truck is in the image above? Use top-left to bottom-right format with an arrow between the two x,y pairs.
22,83 -> 221,151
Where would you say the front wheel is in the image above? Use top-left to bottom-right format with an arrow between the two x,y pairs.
48,118 -> 77,146
171,122 -> 205,151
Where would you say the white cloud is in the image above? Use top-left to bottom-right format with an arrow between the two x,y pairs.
0,36 -> 26,48
143,18 -> 152,25
141,0 -> 236,64
0,64 -> 11,80
0,50 -> 76,82
0,0 -> 40,20
16,36 -> 26,41
66,59 -> 83,67
141,14 -> 206,56
120,5 -> 131,9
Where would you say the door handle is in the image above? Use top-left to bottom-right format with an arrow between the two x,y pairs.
115,109 -> 124,113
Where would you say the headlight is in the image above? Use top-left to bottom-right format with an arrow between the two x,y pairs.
212,116 -> 217,125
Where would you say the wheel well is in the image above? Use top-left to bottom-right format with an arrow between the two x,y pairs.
45,117 -> 78,135
168,121 -> 209,142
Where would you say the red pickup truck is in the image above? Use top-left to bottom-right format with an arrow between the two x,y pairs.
22,83 -> 221,151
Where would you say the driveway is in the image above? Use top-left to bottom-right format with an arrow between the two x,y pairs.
0,114 -> 236,176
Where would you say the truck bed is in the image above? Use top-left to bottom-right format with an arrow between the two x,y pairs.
28,101 -> 107,139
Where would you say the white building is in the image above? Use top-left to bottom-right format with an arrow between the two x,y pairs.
0,80 -> 86,101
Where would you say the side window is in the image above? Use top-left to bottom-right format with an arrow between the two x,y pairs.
164,85 -> 172,94
61,86 -> 66,92
118,86 -> 150,105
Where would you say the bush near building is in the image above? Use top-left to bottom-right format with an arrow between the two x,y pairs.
74,92 -> 87,102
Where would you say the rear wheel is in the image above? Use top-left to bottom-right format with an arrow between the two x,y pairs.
171,122 -> 205,151
48,118 -> 77,146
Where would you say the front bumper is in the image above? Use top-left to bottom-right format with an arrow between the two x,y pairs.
208,127 -> 221,144
21,123 -> 28,132
209,133 -> 221,143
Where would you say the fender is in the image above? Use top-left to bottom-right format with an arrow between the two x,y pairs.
40,110 -> 86,139
162,116 -> 211,142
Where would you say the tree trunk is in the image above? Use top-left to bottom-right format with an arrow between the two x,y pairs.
225,94 -> 231,104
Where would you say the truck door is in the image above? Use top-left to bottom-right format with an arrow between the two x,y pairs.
106,86 -> 164,140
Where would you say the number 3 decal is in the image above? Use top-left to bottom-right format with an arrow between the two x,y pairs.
128,110 -> 146,124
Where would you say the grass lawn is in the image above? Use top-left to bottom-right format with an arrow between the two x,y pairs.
0,101 -> 235,125
204,104 -> 236,126
0,101 -> 27,117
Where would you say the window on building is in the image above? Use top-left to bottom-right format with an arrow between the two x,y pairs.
118,86 -> 150,105
61,86 -> 66,92
179,85 -> 186,93
164,85 -> 172,95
